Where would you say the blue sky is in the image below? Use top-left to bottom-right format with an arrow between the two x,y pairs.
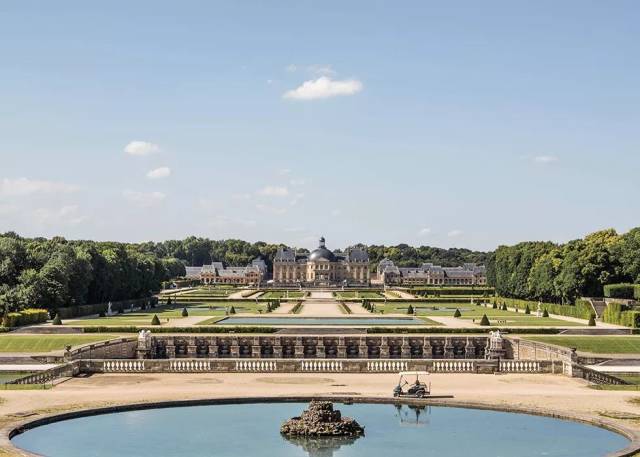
1,1 -> 638,251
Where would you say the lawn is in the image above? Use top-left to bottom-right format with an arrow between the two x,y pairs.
260,291 -> 305,299
524,336 -> 640,354
0,335 -> 117,353
371,302 -> 580,326
335,291 -> 384,299
66,302 -> 271,326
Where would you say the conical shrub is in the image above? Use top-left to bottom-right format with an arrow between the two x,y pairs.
181,307 -> 189,317
52,313 -> 62,325
453,308 -> 462,318
151,314 -> 161,325
407,304 -> 414,315
479,314 -> 490,326
542,309 -> 549,318
525,305 -> 531,315
588,314 -> 596,326
229,306 -> 236,314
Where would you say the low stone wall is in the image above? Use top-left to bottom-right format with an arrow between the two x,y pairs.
8,361 -> 80,385
65,338 -> 137,361
78,358 -> 560,375
507,337 -> 576,363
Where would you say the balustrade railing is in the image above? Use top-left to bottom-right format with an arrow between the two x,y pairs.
367,360 -> 408,372
300,360 -> 344,372
235,360 -> 277,372
431,360 -> 475,372
499,360 -> 541,373
104,360 -> 145,372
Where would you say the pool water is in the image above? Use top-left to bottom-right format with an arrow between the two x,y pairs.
216,316 -> 423,325
12,402 -> 628,457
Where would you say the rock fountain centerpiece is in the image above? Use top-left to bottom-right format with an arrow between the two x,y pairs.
281,401 -> 365,438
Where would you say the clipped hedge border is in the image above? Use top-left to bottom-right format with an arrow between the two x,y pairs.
1,308 -> 49,327
490,297 -> 593,320
602,302 -> 640,328
81,326 -> 279,334
604,283 -> 639,300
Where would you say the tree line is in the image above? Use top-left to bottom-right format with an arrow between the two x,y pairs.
0,232 -> 185,314
486,227 -> 640,303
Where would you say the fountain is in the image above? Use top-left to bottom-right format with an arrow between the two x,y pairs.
281,401 -> 364,437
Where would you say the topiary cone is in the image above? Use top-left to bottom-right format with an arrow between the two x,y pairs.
479,314 -> 490,326
525,305 -> 531,315
151,314 -> 161,325
181,307 -> 188,317
407,304 -> 414,315
542,309 -> 549,318
453,308 -> 462,318
52,313 -> 62,325
588,314 -> 596,326
229,306 -> 236,314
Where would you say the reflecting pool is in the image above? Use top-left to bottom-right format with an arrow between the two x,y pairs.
12,402 -> 628,457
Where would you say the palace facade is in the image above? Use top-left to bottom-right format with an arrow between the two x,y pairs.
273,237 -> 370,285
378,259 -> 486,286
198,258 -> 267,285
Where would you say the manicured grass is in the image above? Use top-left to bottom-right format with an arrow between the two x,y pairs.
416,317 -> 443,326
0,335 -> 117,353
372,302 -> 580,326
66,302 -> 271,326
525,336 -> 640,354
335,291 -> 383,299
260,291 -> 305,299
196,317 -> 229,325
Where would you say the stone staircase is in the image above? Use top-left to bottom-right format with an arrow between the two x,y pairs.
582,297 -> 607,319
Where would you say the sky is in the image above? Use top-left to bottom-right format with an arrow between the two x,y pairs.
1,1 -> 639,251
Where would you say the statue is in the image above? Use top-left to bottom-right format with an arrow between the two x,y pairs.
107,301 -> 113,316
536,300 -> 542,318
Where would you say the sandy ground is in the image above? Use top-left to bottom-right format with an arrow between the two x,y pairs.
2,372 -> 640,455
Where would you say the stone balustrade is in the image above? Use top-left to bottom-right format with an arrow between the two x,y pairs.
432,360 -> 475,373
499,360 -> 542,373
366,360 -> 408,372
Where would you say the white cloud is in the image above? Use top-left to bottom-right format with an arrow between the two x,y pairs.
257,186 -> 289,197
208,215 -> 257,228
286,64 -> 297,72
255,204 -> 287,215
231,193 -> 252,200
418,228 -> 432,237
447,229 -> 463,237
533,155 -> 559,164
146,166 -> 171,179
122,190 -> 166,207
283,77 -> 363,101
124,141 -> 160,156
33,205 -> 87,226
0,178 -> 79,197
307,64 -> 337,76
267,79 -> 274,85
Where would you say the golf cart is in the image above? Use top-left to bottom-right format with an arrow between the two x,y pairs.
393,371 -> 431,398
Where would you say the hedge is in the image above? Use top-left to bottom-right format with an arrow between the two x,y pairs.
1,308 -> 49,327
604,284 -> 637,299
490,297 -> 593,320
56,297 -> 158,319
81,326 -> 279,334
410,287 -> 494,297
602,302 -> 640,328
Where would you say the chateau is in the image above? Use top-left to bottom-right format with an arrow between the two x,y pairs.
273,237 -> 370,286
378,259 -> 486,286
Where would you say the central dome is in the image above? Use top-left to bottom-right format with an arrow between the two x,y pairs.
308,236 -> 336,262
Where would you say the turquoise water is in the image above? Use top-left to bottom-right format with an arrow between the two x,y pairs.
12,402 -> 628,457
217,316 -> 422,325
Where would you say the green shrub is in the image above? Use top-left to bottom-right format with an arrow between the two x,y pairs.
479,314 -> 490,326
501,303 -> 507,311
588,314 -> 596,326
52,313 -> 62,325
542,309 -> 549,318
151,314 -> 161,325
491,297 -> 592,320
453,308 -> 462,318
407,304 -> 414,315
181,307 -> 189,317
525,305 -> 531,315
492,303 -> 497,309
604,283 -> 635,299
229,306 -> 236,314
602,302 -> 640,328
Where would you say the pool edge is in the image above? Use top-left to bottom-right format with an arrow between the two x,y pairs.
5,395 -> 640,457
